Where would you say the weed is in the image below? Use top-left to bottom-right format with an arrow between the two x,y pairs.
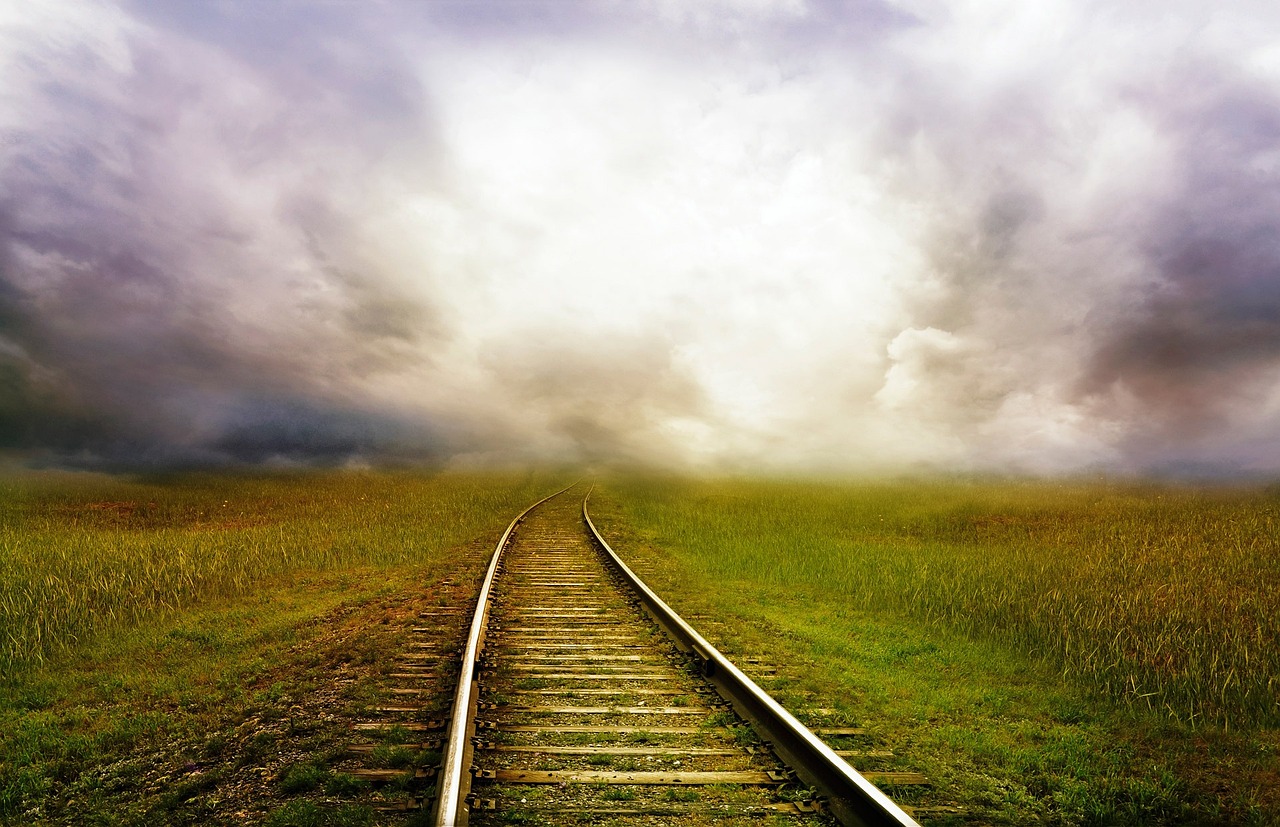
600,786 -> 637,801
324,772 -> 369,796
265,800 -> 324,827
375,724 -> 413,743
156,768 -> 224,810
368,743 -> 416,769
329,805 -> 376,827
278,761 -> 330,794
728,725 -> 759,746
201,733 -> 229,758
381,769 -> 417,792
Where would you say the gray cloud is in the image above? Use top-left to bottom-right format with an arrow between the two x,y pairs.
4,1 -> 1280,475
479,332 -> 707,467
0,2 -> 451,467
843,7 -> 1280,473
1081,63 -> 1280,445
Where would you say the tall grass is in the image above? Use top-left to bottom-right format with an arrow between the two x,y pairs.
603,476 -> 1280,729
0,470 -> 561,670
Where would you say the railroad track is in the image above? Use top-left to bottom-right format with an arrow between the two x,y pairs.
342,485 -> 927,825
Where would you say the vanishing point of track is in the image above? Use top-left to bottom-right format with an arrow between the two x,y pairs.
343,484 -> 926,826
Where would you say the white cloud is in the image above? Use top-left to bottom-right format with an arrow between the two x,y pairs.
4,0 -> 1280,473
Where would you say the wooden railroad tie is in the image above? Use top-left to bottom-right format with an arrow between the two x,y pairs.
473,768 -> 930,786
471,800 -> 828,816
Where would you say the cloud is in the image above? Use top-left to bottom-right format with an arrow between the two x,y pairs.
2,1 -> 1279,474
1078,59 -> 1280,454
0,1 -> 457,466
845,2 -> 1280,472
478,331 -> 708,466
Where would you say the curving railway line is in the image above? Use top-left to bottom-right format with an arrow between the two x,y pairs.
343,484 -> 928,825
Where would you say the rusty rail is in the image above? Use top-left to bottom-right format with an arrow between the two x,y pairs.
582,488 -> 921,827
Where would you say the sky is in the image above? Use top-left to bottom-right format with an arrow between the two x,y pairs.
2,0 -> 1280,475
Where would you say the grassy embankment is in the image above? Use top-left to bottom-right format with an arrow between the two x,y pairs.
591,476 -> 1280,826
0,469 -> 565,826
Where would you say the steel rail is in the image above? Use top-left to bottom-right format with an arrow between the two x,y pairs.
582,488 -> 921,827
433,483 -> 576,827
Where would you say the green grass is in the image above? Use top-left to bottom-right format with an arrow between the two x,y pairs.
0,469 -> 560,669
598,475 -> 1280,730
592,475 -> 1280,825
8,469 -> 1277,824
265,801 -> 374,827
0,469 -> 566,824
278,761 -> 329,794
1,565 -> 415,823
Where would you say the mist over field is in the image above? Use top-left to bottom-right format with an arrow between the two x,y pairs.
3,1 -> 1280,475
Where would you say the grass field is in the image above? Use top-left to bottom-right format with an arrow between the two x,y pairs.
0,469 -> 562,670
4,470 -> 1278,825
0,468 -> 566,824
591,476 -> 1280,825
598,475 -> 1280,730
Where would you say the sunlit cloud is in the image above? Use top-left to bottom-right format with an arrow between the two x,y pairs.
2,1 -> 1279,474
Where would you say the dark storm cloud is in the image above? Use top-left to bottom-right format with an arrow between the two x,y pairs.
0,2 -> 448,468
207,396 -> 447,467
1090,73 -> 1280,358
1082,65 -> 1280,429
